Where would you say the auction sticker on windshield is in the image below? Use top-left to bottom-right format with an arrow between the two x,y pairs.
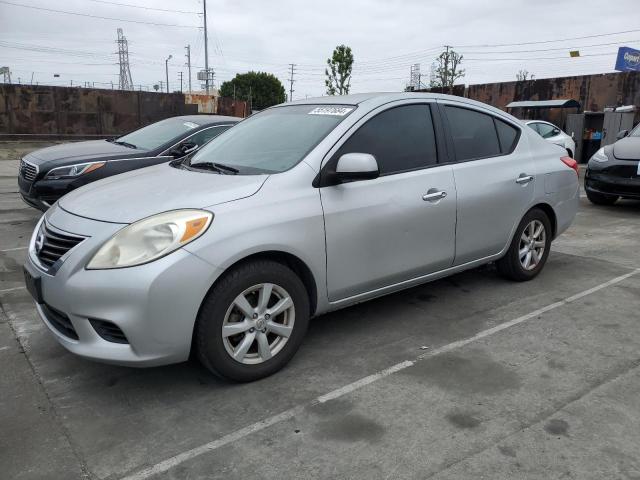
308,106 -> 353,116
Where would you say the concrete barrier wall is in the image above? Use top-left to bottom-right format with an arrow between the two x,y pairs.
0,85 -> 247,137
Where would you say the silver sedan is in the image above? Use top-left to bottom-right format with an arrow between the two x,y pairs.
24,93 -> 580,381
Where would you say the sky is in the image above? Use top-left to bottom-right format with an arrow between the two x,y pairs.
1,0 -> 639,99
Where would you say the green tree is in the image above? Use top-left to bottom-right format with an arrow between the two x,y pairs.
325,45 -> 354,95
219,71 -> 286,111
431,46 -> 465,94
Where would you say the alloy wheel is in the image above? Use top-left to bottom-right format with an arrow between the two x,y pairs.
221,283 -> 295,365
518,220 -> 546,271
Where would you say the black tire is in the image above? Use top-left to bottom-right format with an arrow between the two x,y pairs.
585,189 -> 618,206
195,259 -> 309,382
497,208 -> 552,282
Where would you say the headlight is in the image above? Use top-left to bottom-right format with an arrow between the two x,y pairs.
591,148 -> 608,163
45,162 -> 105,179
86,210 -> 213,269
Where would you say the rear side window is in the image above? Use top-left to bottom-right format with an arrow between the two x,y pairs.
495,119 -> 519,153
536,123 -> 557,139
333,104 -> 438,175
445,106 -> 501,161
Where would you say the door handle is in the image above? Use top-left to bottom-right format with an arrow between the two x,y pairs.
516,174 -> 534,185
422,190 -> 447,201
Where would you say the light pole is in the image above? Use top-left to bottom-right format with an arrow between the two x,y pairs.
165,55 -> 172,93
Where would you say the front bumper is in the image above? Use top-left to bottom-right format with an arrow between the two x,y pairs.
24,206 -> 223,367
18,175 -> 75,211
585,169 -> 640,199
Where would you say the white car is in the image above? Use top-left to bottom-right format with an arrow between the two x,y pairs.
526,120 -> 576,158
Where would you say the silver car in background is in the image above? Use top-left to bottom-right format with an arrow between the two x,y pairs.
24,93 -> 580,382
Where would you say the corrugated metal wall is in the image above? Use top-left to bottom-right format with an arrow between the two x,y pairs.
0,85 -> 247,136
424,72 -> 640,126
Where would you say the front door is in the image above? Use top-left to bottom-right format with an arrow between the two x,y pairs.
320,103 -> 457,302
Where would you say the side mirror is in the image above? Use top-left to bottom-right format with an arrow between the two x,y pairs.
170,142 -> 198,158
616,129 -> 629,140
335,153 -> 379,183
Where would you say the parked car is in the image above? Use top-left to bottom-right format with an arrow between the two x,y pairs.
18,115 -> 240,211
525,120 -> 576,158
584,124 -> 640,205
23,93 -> 579,382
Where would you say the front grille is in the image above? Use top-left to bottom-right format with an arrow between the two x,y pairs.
20,159 -> 38,181
41,303 -> 79,340
36,222 -> 85,269
90,319 -> 129,344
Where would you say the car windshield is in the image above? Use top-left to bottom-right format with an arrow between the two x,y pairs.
189,104 -> 355,174
629,124 -> 640,137
115,117 -> 202,150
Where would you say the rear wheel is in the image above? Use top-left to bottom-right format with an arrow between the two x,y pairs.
586,189 -> 618,206
497,208 -> 552,282
195,260 -> 309,382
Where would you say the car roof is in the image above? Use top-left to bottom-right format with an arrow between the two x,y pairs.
172,115 -> 241,125
285,92 -> 517,121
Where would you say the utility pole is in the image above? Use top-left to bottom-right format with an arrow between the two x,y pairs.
184,45 -> 192,93
165,54 -> 172,93
203,0 -> 210,94
178,71 -> 183,93
288,64 -> 296,102
158,80 -> 164,92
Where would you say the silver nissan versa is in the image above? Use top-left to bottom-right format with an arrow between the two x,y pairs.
24,93 -> 579,381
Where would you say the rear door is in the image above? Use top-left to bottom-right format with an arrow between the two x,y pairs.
320,102 -> 457,301
440,102 -> 535,265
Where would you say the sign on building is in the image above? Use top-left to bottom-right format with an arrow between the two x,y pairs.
615,46 -> 640,72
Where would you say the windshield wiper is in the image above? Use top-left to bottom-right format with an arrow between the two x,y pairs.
112,140 -> 137,149
190,161 -> 239,174
211,162 -> 239,174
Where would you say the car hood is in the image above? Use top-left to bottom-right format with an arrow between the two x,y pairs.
58,163 -> 269,223
613,136 -> 640,160
24,140 -> 147,166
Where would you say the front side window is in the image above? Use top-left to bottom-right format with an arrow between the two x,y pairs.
189,105 -> 353,174
115,118 -> 202,151
332,104 -> 438,175
186,125 -> 232,148
445,106 -> 501,161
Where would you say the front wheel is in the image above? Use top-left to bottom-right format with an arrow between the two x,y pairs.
497,208 -> 552,282
195,260 -> 310,382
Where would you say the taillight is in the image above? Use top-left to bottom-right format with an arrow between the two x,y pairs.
561,156 -> 578,175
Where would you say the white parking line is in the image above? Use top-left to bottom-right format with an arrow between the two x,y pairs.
119,267 -> 640,480
0,286 -> 25,294
0,246 -> 28,253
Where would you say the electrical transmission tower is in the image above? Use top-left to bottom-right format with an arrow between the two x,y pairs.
409,63 -> 421,91
116,28 -> 133,90
288,64 -> 296,101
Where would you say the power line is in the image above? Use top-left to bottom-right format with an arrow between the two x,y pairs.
85,0 -> 201,14
464,52 -> 615,62
458,39 -> 640,55
453,28 -> 640,48
0,0 -> 199,28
